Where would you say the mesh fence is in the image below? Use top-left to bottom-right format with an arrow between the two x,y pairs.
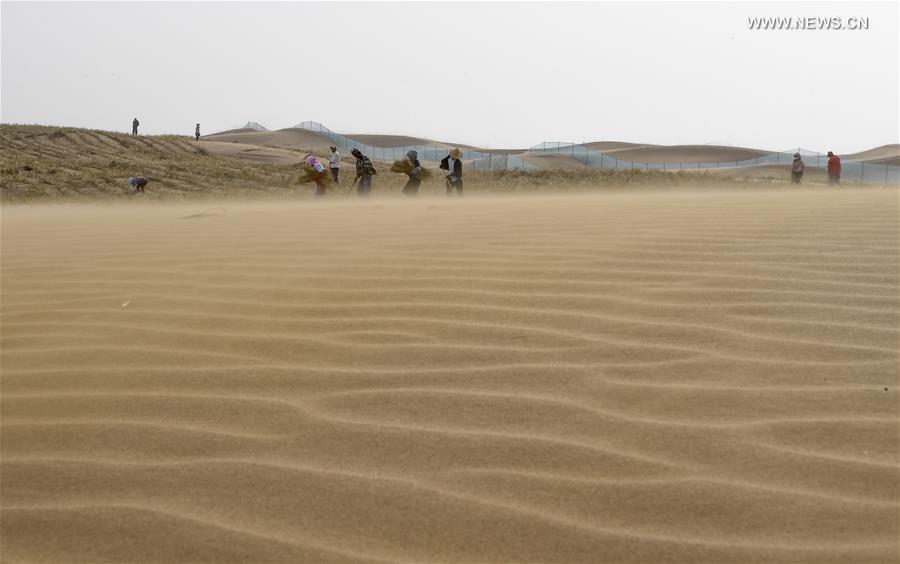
242,121 -> 269,132
296,121 -> 898,185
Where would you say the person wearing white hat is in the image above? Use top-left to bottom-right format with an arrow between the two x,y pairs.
329,145 -> 341,184
440,148 -> 464,196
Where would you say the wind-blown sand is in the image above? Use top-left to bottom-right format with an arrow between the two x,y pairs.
2,189 -> 898,563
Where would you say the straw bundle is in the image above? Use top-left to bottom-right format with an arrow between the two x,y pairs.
297,165 -> 332,186
390,159 -> 432,178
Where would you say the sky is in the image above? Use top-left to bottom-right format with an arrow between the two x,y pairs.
1,1 -> 898,153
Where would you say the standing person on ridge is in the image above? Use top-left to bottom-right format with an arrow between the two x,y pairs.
791,152 -> 805,184
826,151 -> 841,185
195,123 -> 201,141
132,117 -> 140,135
402,150 -> 423,197
440,148 -> 464,196
329,145 -> 341,184
350,148 -> 377,197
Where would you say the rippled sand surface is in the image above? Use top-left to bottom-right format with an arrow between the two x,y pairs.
2,190 -> 898,562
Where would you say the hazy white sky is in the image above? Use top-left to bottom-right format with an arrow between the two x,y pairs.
2,1 -> 897,152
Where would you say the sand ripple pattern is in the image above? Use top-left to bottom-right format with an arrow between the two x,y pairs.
2,191 -> 898,562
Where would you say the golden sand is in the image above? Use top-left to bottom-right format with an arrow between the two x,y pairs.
2,189 -> 898,562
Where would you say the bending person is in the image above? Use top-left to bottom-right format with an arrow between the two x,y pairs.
351,148 -> 376,196
127,176 -> 148,193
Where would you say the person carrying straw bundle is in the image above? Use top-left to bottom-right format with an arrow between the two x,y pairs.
440,148 -> 464,196
391,149 -> 428,197
298,155 -> 331,197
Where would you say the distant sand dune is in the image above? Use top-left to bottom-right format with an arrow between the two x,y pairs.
203,127 -> 899,169
200,141 -> 305,165
203,128 -> 335,155
2,190 -> 898,562
520,152 -> 588,170
338,134 -> 517,154
843,144 -> 900,166
597,145 -> 770,164
341,133 -> 448,148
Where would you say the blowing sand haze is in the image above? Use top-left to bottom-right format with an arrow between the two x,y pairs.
2,0 -> 899,561
1,190 -> 898,562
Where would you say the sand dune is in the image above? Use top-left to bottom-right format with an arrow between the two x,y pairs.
341,133 -> 449,148
316,133 -> 522,155
203,128 -> 335,155
202,127 -> 897,169
595,144 -> 770,164
520,152 -> 588,170
843,144 -> 900,166
2,190 -> 898,562
199,141 -> 305,165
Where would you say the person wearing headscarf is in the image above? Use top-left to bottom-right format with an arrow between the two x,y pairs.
305,155 -> 328,197
440,148 -> 464,196
791,153 -> 805,184
351,148 -> 377,196
402,149 -> 423,196
195,123 -> 201,141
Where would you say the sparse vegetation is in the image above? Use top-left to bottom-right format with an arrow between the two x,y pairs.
1,124 -> 846,204
0,125 -> 308,203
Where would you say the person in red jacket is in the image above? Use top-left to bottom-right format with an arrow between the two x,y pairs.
826,151 -> 841,185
